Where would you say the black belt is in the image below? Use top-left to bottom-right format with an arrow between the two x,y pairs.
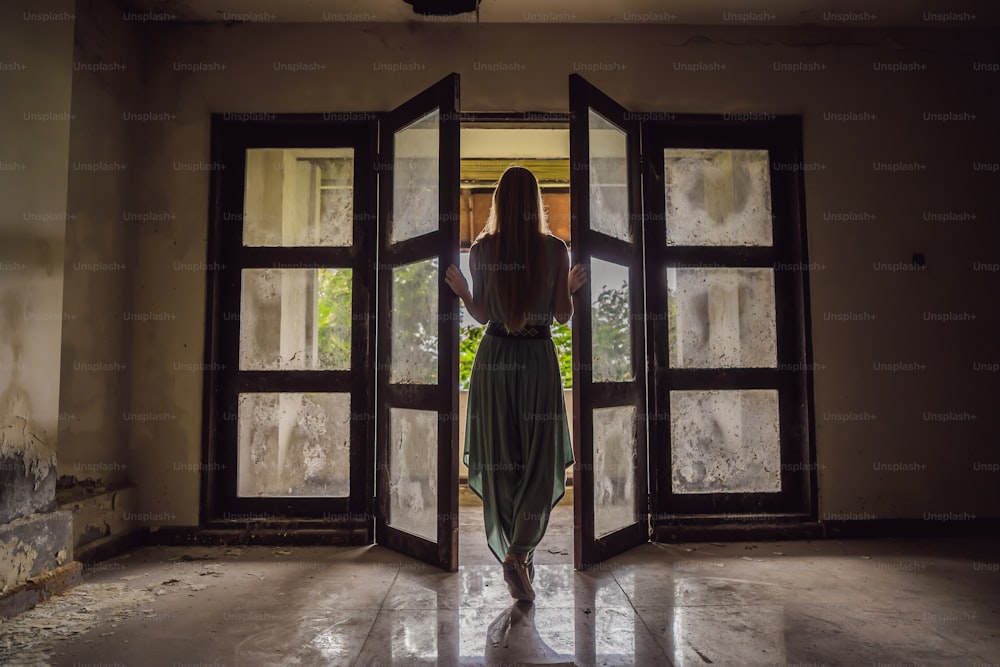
485,321 -> 551,339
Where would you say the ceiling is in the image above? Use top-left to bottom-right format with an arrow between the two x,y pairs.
122,0 -> 1000,26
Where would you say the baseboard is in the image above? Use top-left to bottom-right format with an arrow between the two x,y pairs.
0,561 -> 83,619
653,517 -> 1000,542
822,518 -> 1000,539
74,529 -> 146,566
144,526 -> 371,547
654,520 -> 823,542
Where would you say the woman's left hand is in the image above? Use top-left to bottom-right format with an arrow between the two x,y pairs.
444,264 -> 470,300
568,263 -> 588,296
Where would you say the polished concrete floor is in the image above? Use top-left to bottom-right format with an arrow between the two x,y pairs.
2,492 -> 998,666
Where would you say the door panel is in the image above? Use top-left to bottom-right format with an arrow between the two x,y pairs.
569,74 -> 648,569
204,119 -> 377,531
644,117 -> 815,525
375,73 -> 461,571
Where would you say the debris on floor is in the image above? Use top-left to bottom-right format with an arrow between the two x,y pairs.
0,583 -> 153,664
0,551 -> 236,663
172,553 -> 215,562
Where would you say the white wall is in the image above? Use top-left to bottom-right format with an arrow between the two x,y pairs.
107,20 -> 999,525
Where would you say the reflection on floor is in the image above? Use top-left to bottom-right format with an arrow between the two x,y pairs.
2,526 -> 998,665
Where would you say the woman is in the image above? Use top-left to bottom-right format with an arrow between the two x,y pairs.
445,165 -> 587,602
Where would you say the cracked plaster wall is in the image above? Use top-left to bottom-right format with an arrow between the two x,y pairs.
0,0 -> 76,592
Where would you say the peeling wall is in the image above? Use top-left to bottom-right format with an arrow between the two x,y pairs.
0,512 -> 74,594
0,537 -> 38,594
59,484 -> 138,551
0,430 -> 56,490
62,18 -> 1000,524
0,0 -> 75,520
0,0 -> 76,594
0,432 -> 57,525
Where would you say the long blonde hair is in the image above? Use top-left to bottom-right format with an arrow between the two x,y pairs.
474,165 -> 551,333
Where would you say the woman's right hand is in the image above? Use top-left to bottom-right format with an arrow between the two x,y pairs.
444,264 -> 471,300
568,263 -> 588,296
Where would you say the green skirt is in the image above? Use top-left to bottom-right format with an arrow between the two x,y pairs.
464,332 -> 574,564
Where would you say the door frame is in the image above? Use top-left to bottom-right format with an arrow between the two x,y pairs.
202,114 -> 378,537
200,95 -> 817,562
373,73 -> 462,571
643,114 -> 818,529
568,74 -> 650,569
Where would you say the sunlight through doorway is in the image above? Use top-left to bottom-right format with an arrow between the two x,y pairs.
455,121 -> 575,567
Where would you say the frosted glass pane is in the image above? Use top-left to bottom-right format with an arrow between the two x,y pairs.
663,149 -> 772,247
670,390 -> 780,494
391,258 -> 439,384
594,405 -> 637,537
237,392 -> 351,497
388,408 -> 438,542
589,109 -> 630,242
667,268 -> 776,369
243,148 -> 353,247
391,109 -> 439,243
591,258 -> 633,382
240,268 -> 352,371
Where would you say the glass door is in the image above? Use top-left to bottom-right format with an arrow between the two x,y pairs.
374,74 -> 462,570
204,117 -> 377,532
568,74 -> 649,569
644,116 -> 815,528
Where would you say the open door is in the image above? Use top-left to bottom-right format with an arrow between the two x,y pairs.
374,74 -> 461,571
569,74 -> 649,569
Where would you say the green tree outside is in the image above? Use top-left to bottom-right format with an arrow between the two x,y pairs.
317,267 -> 352,369
317,267 -> 676,386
